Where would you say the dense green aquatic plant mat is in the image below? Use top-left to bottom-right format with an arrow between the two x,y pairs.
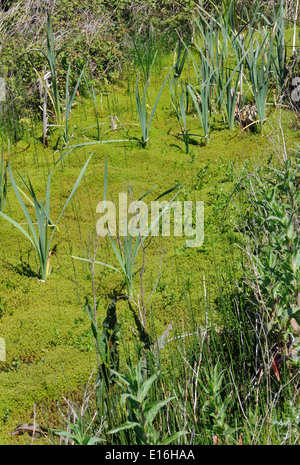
0,1 -> 299,444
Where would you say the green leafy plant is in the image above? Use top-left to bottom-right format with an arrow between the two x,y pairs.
200,361 -> 235,444
271,0 -> 287,93
55,416 -> 105,445
224,66 -> 242,130
253,160 -> 300,335
26,12 -> 63,127
132,24 -> 157,84
244,26 -> 273,133
25,12 -> 85,147
169,79 -> 192,153
73,158 -> 181,297
135,67 -> 172,147
238,158 -> 300,353
172,40 -> 188,89
62,63 -> 86,145
108,359 -> 186,445
0,153 -> 93,280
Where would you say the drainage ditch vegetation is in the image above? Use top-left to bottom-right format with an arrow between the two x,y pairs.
0,0 -> 299,445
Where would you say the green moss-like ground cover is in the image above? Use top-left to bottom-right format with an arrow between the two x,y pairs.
0,33 -> 299,443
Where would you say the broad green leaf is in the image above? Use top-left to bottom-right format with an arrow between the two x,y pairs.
49,153 -> 93,246
107,421 -> 140,435
143,397 -> 175,426
160,431 -> 187,445
8,163 -> 39,248
139,371 -> 159,402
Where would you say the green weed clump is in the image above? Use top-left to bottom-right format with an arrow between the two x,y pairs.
0,153 -> 93,281
237,157 -> 300,354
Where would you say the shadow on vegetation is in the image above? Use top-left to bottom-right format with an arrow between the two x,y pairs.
13,262 -> 39,279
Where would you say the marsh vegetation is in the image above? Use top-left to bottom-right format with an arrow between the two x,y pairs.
0,0 -> 299,446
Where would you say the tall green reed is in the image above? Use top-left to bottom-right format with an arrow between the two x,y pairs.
271,0 -> 287,93
186,11 -> 228,143
62,63 -> 86,146
0,152 -> 93,280
169,79 -> 193,153
25,12 -> 85,148
132,24 -> 157,84
135,67 -> 172,148
172,40 -> 188,90
73,158 -> 181,297
186,51 -> 215,145
26,12 -> 63,127
83,76 -> 102,142
177,83 -> 190,154
223,66 -> 242,130
244,26 -> 273,133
